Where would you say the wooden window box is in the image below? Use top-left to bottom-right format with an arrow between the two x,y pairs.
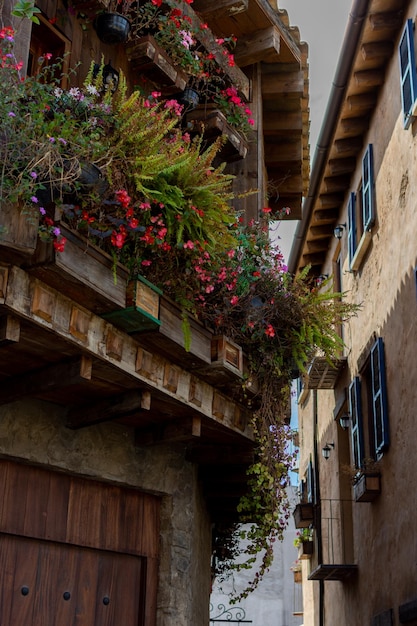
293,503 -> 314,528
353,471 -> 381,503
103,275 -> 162,333
134,294 -> 213,370
126,34 -> 187,93
0,203 -> 39,265
27,224 -> 128,315
185,108 -> 249,162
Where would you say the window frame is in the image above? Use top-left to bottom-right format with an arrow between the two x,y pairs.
370,337 -> 390,457
399,18 -> 417,129
349,377 -> 365,469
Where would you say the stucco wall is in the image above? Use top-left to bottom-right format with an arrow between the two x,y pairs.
0,399 -> 211,625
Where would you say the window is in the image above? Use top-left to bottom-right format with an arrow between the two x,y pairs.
347,144 -> 375,271
28,14 -> 70,83
348,337 -> 389,468
399,18 -> 417,129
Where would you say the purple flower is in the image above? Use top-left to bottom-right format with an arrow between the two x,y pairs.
39,207 -> 46,215
8,111 -> 16,117
48,136 -> 55,143
52,227 -> 60,237
30,171 -> 37,179
58,138 -> 67,145
31,196 -> 38,203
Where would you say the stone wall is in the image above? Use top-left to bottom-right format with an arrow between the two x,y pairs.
0,399 -> 211,625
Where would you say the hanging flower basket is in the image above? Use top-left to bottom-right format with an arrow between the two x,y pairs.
298,540 -> 314,560
94,12 -> 131,45
293,569 -> 302,584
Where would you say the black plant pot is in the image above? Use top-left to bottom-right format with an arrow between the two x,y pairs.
94,12 -> 131,45
179,87 -> 200,112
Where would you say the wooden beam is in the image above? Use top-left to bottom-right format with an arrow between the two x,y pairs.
328,157 -> 356,176
67,389 -> 149,429
334,136 -> 364,155
347,92 -> 377,112
360,41 -> 393,61
0,315 -> 20,346
135,416 -> 202,445
234,26 -> 280,66
369,11 -> 403,31
323,175 -> 350,193
263,111 -> 302,133
262,70 -> 304,98
264,141 -> 302,162
0,356 -> 92,406
340,116 -> 369,136
305,240 -> 329,254
316,194 -> 344,209
354,69 -> 385,87
313,208 -> 339,223
309,225 -> 334,239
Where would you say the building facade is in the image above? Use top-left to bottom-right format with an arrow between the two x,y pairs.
0,1 -> 308,624
289,0 -> 417,624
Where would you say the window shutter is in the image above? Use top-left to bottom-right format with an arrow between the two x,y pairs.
399,19 -> 417,129
371,337 -> 389,457
347,192 -> 356,268
362,144 -> 375,231
306,459 -> 314,504
349,377 -> 364,469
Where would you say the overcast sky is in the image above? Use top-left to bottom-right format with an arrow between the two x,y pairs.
275,0 -> 353,261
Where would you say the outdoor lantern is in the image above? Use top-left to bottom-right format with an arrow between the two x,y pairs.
333,223 -> 346,239
322,442 -> 335,460
339,413 -> 351,430
93,61 -> 119,93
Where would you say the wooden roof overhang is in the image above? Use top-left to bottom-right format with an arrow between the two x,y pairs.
0,264 -> 255,523
291,0 -> 408,274
192,0 -> 310,219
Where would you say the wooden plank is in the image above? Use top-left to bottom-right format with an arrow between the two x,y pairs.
328,157 -> 356,176
192,0 -> 248,19
354,68 -> 385,87
360,41 -> 393,61
347,92 -> 377,112
0,356 -> 93,406
261,69 -> 304,97
369,11 -> 403,31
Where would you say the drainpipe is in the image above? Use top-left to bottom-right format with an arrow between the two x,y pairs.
288,0 -> 371,275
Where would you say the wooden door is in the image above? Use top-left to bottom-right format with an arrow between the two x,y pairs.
0,460 -> 160,626
0,534 -> 144,626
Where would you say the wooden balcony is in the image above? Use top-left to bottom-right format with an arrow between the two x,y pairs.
307,355 -> 347,390
185,108 -> 249,162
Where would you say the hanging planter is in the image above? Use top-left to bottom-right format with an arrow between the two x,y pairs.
94,12 -> 131,45
179,87 -> 200,112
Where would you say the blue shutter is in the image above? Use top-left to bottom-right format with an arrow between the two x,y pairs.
347,192 -> 356,268
349,377 -> 364,469
362,144 -> 375,231
371,337 -> 390,457
306,459 -> 314,504
399,19 -> 417,129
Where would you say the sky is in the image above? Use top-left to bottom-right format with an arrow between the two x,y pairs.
275,0 -> 353,261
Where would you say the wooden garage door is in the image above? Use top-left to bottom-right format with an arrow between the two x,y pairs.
0,460 -> 160,626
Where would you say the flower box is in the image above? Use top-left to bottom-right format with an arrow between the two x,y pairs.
134,294 -> 213,369
353,471 -> 381,503
298,540 -> 314,560
103,275 -> 162,333
293,503 -> 314,529
185,108 -> 249,162
27,224 -> 128,314
0,203 -> 39,265
126,34 -> 187,94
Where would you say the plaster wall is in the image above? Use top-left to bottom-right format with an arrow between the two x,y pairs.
298,3 -> 417,623
0,399 -> 211,626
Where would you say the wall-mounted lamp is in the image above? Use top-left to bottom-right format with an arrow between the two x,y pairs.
93,61 -> 119,93
316,274 -> 328,287
322,442 -> 335,460
333,223 -> 346,240
339,414 -> 351,430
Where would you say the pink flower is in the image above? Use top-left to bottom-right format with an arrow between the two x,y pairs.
265,324 -> 275,338
183,240 -> 194,250
230,295 -> 239,305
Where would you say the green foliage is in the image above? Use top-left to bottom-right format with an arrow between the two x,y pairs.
11,0 -> 41,23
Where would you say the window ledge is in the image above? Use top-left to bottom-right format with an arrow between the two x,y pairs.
350,229 -> 372,272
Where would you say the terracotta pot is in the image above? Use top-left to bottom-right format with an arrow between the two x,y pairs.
94,12 -> 131,45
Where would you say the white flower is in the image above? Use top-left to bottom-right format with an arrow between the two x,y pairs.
85,84 -> 99,96
54,87 -> 63,98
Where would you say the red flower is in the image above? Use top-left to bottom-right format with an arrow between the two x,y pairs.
53,237 -> 67,252
265,324 -> 275,338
